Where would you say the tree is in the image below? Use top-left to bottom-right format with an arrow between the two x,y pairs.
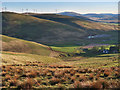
100,46 -> 106,51
92,46 -> 99,52
74,48 -> 84,55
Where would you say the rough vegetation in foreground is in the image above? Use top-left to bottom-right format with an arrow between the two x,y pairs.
1,61 -> 120,89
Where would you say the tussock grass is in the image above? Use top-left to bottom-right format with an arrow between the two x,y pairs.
1,64 -> 120,89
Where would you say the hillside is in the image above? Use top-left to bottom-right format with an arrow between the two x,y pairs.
2,12 -> 87,45
1,35 -> 52,56
32,13 -> 118,32
2,51 -> 61,65
59,12 -> 118,24
2,12 -> 118,46
1,11 -> 119,89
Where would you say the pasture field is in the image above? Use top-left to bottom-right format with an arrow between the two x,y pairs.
50,44 -> 116,53
51,46 -> 80,53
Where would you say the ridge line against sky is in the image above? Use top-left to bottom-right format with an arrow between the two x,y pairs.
2,2 -> 118,14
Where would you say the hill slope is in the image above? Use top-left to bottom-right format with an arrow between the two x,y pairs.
1,35 -> 52,56
2,12 -> 87,45
32,13 -> 117,32
2,51 -> 61,65
2,12 -> 118,46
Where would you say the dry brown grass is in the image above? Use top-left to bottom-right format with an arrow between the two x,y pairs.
1,62 -> 120,89
17,78 -> 34,89
2,40 -> 31,53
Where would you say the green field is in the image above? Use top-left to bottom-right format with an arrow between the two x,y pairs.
51,46 -> 80,53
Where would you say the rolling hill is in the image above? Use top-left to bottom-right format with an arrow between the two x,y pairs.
1,35 -> 62,65
1,35 -> 52,56
2,12 -> 118,46
31,13 -> 117,31
59,12 -> 118,24
58,12 -> 91,21
2,12 -> 87,45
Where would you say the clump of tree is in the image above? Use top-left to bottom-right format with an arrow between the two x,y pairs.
73,47 -> 85,55
90,45 -> 119,54
58,45 -> 119,58
91,46 -> 100,53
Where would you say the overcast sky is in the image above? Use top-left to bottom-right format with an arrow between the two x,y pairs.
2,2 -> 118,14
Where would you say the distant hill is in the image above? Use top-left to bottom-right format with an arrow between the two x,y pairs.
59,12 -> 82,17
82,13 -> 118,23
2,12 -> 118,46
58,12 -> 91,21
59,12 -> 118,23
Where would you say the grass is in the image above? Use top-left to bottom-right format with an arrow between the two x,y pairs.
2,12 -> 118,46
1,61 -> 120,89
103,23 -> 118,25
2,51 -> 61,65
61,53 -> 119,68
2,12 -> 86,45
50,44 -> 117,53
32,14 -> 118,31
51,46 -> 80,53
1,41 -> 119,89
1,12 -> 119,89
2,35 -> 51,56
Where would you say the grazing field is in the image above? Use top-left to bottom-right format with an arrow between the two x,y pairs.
51,46 -> 80,53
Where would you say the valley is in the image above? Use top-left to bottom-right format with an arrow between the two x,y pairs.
1,11 -> 120,89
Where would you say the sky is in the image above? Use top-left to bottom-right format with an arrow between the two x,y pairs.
2,2 -> 118,14
1,0 -> 120,2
